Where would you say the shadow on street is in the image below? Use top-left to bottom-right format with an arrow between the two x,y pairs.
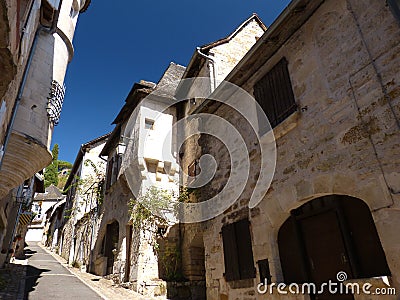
24,246 -> 50,300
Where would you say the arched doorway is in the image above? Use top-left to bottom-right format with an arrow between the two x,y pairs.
278,195 -> 390,300
103,221 -> 119,275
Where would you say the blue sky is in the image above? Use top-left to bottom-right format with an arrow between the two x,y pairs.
53,0 -> 291,163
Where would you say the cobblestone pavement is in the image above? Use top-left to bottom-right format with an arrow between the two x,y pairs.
0,257 -> 27,300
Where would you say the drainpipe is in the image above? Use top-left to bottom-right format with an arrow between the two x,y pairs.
0,0 -> 63,170
196,47 -> 218,91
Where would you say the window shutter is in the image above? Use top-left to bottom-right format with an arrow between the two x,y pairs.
254,58 -> 297,128
106,157 -> 114,190
235,219 -> 256,279
222,223 -> 240,281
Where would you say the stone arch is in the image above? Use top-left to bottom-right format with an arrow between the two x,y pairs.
277,195 -> 390,298
265,172 -> 392,229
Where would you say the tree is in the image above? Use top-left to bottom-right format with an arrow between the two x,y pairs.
44,144 -> 59,188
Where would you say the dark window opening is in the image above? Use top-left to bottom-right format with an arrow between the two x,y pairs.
388,0 -> 400,23
222,219 -> 256,281
105,153 -> 122,190
145,118 -> 154,130
188,159 -> 200,177
257,259 -> 272,284
105,157 -> 114,190
254,57 -> 297,128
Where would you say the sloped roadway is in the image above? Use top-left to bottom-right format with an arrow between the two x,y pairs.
24,243 -> 103,299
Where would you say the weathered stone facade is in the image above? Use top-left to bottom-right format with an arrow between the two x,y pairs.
177,14 -> 267,300
0,0 -> 90,198
58,134 -> 109,267
90,63 -> 185,298
181,0 -> 400,299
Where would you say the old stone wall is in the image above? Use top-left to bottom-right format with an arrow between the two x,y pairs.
211,18 -> 265,85
189,0 -> 400,299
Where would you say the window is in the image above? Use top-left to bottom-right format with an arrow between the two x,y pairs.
254,58 -> 297,128
222,219 -> 256,281
105,157 -> 114,190
105,153 -> 122,190
188,159 -> 200,177
145,118 -> 154,130
388,0 -> 400,22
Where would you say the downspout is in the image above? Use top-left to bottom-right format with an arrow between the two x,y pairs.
0,0 -> 63,170
196,47 -> 218,92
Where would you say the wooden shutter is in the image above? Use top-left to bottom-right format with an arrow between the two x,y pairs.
235,219 -> 256,279
254,58 -> 297,128
222,223 -> 240,281
105,157 -> 114,190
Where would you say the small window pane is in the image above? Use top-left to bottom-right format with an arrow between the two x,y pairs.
145,119 -> 154,130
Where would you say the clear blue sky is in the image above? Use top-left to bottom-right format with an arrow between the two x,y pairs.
52,0 -> 291,163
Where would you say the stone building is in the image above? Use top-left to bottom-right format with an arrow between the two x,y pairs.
179,0 -> 400,299
90,62 -> 185,297
175,14 -> 267,299
0,0 -> 90,197
58,133 -> 109,267
0,175 -> 43,266
0,0 -> 90,267
26,184 -> 65,242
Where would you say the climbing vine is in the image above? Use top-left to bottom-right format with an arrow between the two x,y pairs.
63,159 -> 105,219
128,186 -> 173,228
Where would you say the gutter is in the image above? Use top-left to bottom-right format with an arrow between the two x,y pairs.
196,47 -> 218,91
191,0 -> 325,115
0,0 -> 63,170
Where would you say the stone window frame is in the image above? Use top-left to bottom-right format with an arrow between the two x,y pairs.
221,218 -> 256,282
388,0 -> 400,23
253,57 -> 298,130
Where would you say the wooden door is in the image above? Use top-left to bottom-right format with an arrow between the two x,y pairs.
299,210 -> 353,300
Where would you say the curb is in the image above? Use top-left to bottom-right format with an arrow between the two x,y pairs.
37,243 -> 110,300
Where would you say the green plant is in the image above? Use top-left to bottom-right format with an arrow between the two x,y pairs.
44,144 -> 59,188
157,245 -> 185,281
71,260 -> 80,268
128,186 -> 174,228
177,186 -> 200,203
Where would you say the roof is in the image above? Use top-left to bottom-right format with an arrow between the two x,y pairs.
200,14 -> 267,51
34,185 -> 64,201
102,63 -> 186,157
226,0 -> 324,87
112,81 -> 156,125
183,14 -> 267,80
99,124 -> 122,157
64,133 -> 111,190
192,0 -> 325,113
153,62 -> 186,98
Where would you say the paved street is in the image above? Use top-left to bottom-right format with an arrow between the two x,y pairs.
24,243 -> 103,300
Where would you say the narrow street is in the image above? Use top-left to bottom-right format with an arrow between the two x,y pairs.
24,244 -> 103,300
